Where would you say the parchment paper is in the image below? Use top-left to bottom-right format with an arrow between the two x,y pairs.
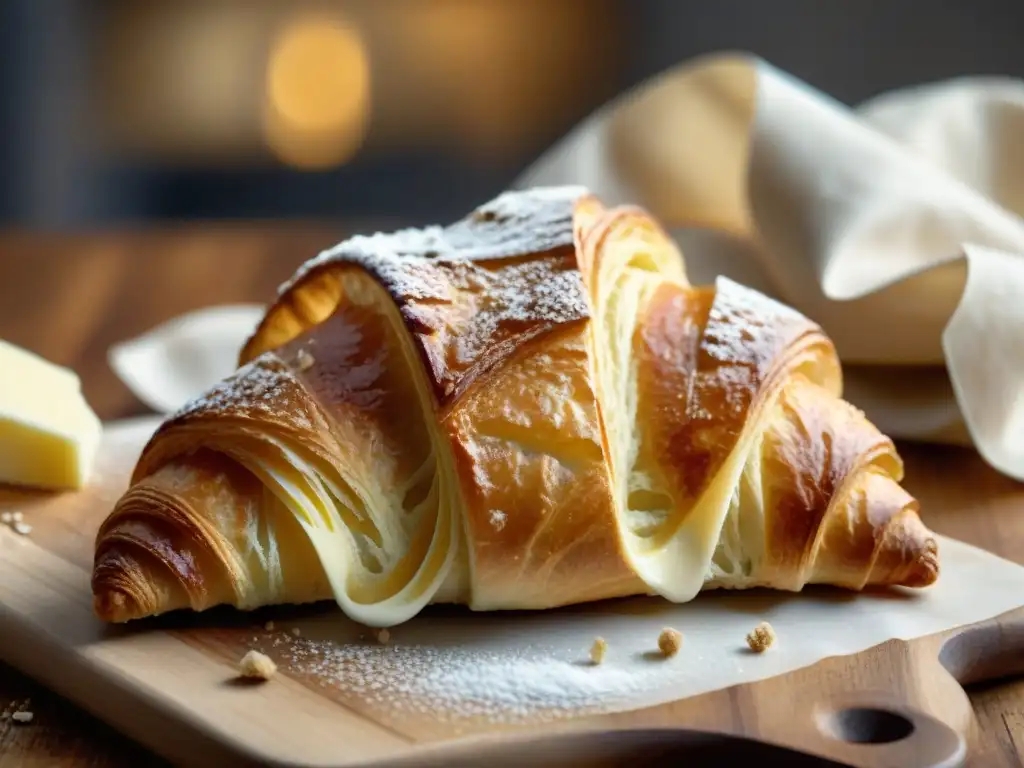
254,533 -> 1024,724
97,418 -> 1024,724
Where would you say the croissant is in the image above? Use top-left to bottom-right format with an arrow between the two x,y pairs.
92,187 -> 939,627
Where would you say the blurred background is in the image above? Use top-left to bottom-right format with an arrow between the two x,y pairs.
2,0 -> 1023,231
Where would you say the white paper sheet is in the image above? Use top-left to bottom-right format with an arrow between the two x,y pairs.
98,419 -> 1024,726
251,534 -> 1024,725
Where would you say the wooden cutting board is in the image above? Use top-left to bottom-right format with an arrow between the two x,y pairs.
0,417 -> 1021,768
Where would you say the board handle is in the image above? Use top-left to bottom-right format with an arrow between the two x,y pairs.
372,702 -> 966,768
782,691 -> 968,768
374,608 -> 1024,768
374,727 -> 865,767
939,609 -> 1024,687
739,608 -> 1024,768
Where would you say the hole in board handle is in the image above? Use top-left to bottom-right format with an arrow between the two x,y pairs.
820,707 -> 916,744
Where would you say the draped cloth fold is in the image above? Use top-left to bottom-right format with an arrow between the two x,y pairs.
515,52 -> 1024,482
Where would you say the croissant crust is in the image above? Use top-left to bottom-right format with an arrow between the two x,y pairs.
92,187 -> 938,626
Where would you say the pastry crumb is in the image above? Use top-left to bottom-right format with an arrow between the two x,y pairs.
238,650 -> 276,680
11,711 -> 33,724
263,621 -> 275,631
290,627 -> 301,637
12,522 -> 31,536
376,628 -> 391,644
658,627 -> 683,658
11,511 -> 22,522
589,636 -> 607,665
296,349 -> 315,372
746,621 -> 776,653
0,511 -> 12,525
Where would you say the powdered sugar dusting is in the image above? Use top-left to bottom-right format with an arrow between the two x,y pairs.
280,225 -> 449,297
449,184 -> 589,261
261,635 -> 658,726
285,247 -> 589,404
686,276 -> 820,425
488,510 -> 507,532
266,188 -> 592,402
275,186 -> 589,299
172,353 -> 312,429
231,547 -> 1008,735
406,256 -> 588,399
703,276 -> 814,371
448,185 -> 590,260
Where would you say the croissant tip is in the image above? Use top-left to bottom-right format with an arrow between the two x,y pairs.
905,535 -> 940,588
93,588 -> 144,623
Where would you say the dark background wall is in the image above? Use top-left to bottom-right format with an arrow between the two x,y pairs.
1,0 -> 1021,230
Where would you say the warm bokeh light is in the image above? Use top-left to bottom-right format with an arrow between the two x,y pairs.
262,13 -> 371,170
96,0 -> 617,168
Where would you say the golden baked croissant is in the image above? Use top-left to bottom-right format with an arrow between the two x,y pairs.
92,187 -> 939,627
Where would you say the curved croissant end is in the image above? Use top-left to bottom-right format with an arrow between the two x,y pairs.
573,201 -> 936,602
92,187 -> 938,626
93,450 -> 329,622
95,266 -> 470,626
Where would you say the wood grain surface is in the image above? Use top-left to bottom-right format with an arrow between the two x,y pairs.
0,416 -> 1015,768
0,228 -> 1023,766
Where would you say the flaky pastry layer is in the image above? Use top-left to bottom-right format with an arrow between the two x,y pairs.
93,187 -> 938,626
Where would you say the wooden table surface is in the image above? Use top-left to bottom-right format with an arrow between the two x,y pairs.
0,227 -> 1023,767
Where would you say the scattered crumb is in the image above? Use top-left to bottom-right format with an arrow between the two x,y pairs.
589,637 -> 607,665
290,627 -> 301,637
658,628 -> 683,658
376,628 -> 391,645
295,349 -> 315,372
1,511 -> 27,534
264,621 -> 275,631
238,650 -> 277,680
746,622 -> 776,653
11,711 -> 33,724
